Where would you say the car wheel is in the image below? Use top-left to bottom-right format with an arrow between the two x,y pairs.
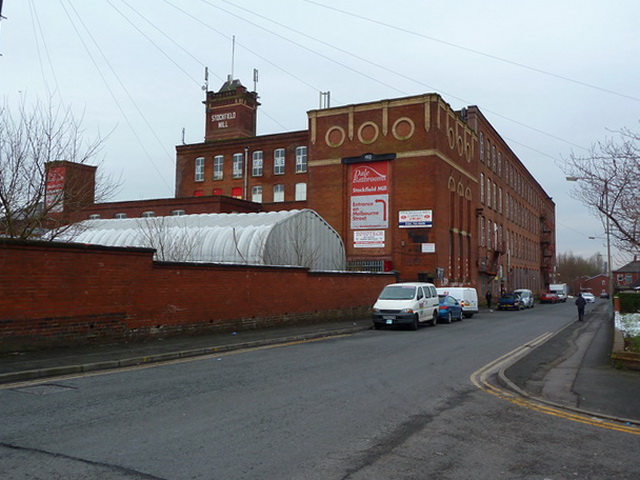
445,311 -> 452,324
431,311 -> 438,327
457,310 -> 463,321
410,314 -> 419,331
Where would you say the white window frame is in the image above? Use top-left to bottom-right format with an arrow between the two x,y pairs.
252,151 -> 263,177
141,211 -> 155,218
213,155 -> 224,180
295,146 -> 307,173
251,185 -> 263,203
487,220 -> 493,250
232,153 -> 243,178
88,214 -> 101,220
492,146 -> 497,171
273,184 -> 284,202
195,157 -> 205,182
295,182 -> 307,201
274,148 -> 285,175
115,213 -> 127,219
171,209 -> 186,216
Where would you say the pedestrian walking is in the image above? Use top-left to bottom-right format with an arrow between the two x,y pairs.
486,290 -> 493,311
575,293 -> 586,321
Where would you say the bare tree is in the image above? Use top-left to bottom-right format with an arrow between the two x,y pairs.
135,216 -> 205,262
0,98 -> 118,239
556,251 -> 605,283
264,212 -> 345,270
563,126 -> 640,255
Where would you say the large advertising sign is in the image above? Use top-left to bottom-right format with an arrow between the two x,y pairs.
45,165 -> 66,213
350,162 -> 389,230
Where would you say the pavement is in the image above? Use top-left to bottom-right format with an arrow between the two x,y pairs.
1,304 -> 639,426
502,301 -> 640,425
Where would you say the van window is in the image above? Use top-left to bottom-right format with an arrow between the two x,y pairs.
417,288 -> 424,300
379,285 -> 416,300
429,286 -> 437,298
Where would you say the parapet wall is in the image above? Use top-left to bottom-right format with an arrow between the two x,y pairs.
0,240 -> 393,352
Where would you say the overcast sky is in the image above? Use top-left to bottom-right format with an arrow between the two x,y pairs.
1,0 -> 638,268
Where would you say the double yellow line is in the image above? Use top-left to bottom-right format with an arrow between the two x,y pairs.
471,333 -> 640,436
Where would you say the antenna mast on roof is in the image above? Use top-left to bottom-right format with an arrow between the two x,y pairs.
0,0 -> 5,56
253,68 -> 258,92
319,91 -> 331,109
231,35 -> 236,80
202,66 -> 209,93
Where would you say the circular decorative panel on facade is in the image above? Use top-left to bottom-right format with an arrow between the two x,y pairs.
357,121 -> 379,144
325,126 -> 346,148
392,117 -> 415,140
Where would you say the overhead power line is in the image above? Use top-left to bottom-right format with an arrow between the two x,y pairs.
303,0 -> 640,103
211,0 -> 589,153
58,0 -> 173,193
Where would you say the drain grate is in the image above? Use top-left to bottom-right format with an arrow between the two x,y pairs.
12,383 -> 78,395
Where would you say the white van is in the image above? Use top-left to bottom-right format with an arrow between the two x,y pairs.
372,282 -> 440,330
436,287 -> 479,318
513,289 -> 534,308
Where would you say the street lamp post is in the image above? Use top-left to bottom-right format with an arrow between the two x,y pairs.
566,176 -> 614,301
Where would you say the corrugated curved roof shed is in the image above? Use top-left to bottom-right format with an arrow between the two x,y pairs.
63,209 -> 346,270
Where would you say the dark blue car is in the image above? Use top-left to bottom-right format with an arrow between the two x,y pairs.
438,295 -> 463,323
497,293 -> 524,310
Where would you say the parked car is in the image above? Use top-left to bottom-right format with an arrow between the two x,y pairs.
513,289 -> 534,308
581,292 -> 596,303
437,295 -> 463,323
497,293 -> 524,310
436,287 -> 479,318
540,292 -> 559,304
372,282 -> 440,330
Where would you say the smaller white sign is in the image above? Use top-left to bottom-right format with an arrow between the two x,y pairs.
421,243 -> 436,253
354,230 -> 385,248
399,210 -> 433,228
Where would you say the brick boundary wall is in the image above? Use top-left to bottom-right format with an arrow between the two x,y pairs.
0,239 -> 395,352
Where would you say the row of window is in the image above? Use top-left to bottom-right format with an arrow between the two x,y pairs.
88,210 -> 186,220
251,183 -> 307,202
448,232 -> 471,283
195,146 -> 308,182
193,182 -> 308,203
480,173 -> 540,235
617,273 -> 636,286
479,133 -> 503,176
479,217 -> 540,263
479,132 -> 544,211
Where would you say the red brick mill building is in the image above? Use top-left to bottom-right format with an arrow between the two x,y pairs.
59,78 -> 556,297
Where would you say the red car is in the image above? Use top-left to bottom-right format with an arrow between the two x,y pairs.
540,292 -> 559,304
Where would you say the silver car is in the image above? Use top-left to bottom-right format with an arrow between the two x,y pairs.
513,289 -> 534,308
